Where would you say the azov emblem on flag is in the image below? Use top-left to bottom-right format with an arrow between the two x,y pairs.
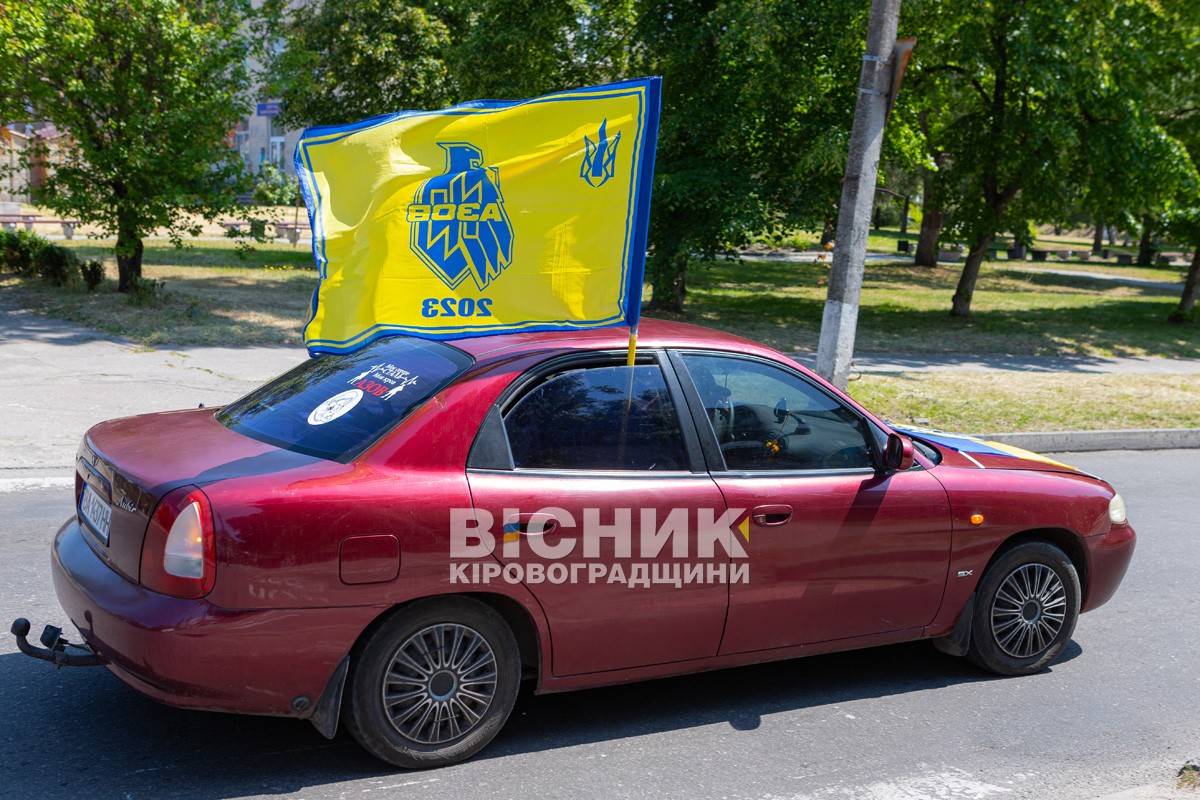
406,143 -> 514,291
581,119 -> 620,188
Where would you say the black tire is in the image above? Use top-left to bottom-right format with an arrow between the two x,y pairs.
967,542 -> 1081,676
344,597 -> 521,769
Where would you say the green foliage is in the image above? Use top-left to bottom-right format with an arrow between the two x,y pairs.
252,165 -> 300,207
32,244 -> 79,287
127,276 -> 168,307
903,0 -> 1198,316
634,0 -> 868,309
450,0 -> 631,99
0,0 -> 254,291
0,229 -> 51,275
80,259 -> 106,292
263,0 -> 453,128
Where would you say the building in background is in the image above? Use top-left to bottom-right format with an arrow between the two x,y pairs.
232,98 -> 304,178
1,122 -> 66,205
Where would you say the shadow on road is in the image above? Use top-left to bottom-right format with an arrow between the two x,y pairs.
0,639 -> 1082,798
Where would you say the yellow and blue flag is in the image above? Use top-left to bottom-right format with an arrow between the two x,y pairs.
295,78 -> 662,355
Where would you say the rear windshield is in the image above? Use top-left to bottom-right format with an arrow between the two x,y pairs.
217,336 -> 473,461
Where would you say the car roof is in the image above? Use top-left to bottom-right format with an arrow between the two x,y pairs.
446,318 -> 785,362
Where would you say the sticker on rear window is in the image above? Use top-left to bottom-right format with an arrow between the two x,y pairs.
307,389 -> 363,425
348,362 -> 419,399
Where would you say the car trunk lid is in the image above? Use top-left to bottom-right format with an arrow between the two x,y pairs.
76,407 -> 317,583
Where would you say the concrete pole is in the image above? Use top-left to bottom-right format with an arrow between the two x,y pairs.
815,0 -> 903,390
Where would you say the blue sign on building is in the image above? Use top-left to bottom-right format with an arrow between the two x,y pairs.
256,101 -> 282,117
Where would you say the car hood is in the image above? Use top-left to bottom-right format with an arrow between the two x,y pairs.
890,424 -> 1091,477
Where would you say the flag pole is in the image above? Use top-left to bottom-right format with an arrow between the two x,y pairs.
626,323 -> 638,366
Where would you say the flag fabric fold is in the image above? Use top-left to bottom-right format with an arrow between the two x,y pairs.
295,78 -> 662,356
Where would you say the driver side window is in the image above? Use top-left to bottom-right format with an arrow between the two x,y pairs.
681,354 -> 874,471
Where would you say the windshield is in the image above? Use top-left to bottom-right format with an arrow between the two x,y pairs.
218,336 -> 473,461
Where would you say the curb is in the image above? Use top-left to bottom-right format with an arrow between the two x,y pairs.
980,428 -> 1200,453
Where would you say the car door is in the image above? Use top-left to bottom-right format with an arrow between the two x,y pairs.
465,353 -> 734,676
671,351 -> 953,654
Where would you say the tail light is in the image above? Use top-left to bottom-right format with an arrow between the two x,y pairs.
140,486 -> 215,598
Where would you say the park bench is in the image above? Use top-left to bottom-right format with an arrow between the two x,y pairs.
0,214 -> 81,239
274,221 -> 310,244
221,220 -> 309,243
220,220 -> 265,236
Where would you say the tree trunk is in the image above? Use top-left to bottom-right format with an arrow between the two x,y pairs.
900,196 -> 910,235
819,215 -> 836,247
115,216 -> 144,293
648,251 -> 687,313
1168,246 -> 1200,324
950,232 -> 994,317
915,207 -> 942,267
914,170 -> 942,267
1092,215 -> 1104,254
1136,214 -> 1156,267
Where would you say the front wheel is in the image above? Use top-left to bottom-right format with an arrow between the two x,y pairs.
344,598 -> 521,769
967,542 -> 1081,676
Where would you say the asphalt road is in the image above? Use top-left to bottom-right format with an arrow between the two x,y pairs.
1,450 -> 1196,800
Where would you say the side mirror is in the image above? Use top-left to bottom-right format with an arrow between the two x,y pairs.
884,433 -> 915,471
774,397 -> 788,424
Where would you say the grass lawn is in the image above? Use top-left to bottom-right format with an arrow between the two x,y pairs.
1,238 -> 1196,432
0,240 -> 318,346
654,257 -> 1196,359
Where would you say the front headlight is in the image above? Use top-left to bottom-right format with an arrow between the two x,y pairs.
1108,493 -> 1127,524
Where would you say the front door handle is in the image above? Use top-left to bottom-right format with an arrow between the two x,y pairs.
505,512 -> 560,537
751,504 -> 793,526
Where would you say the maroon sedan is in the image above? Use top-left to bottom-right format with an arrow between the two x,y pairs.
18,320 -> 1135,768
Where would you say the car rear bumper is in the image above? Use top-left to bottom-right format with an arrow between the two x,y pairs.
1081,521 -> 1136,613
52,518 -> 384,717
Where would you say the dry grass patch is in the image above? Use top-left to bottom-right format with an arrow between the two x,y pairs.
848,372 -> 1200,433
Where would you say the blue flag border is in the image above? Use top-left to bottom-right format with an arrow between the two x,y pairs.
294,77 -> 662,355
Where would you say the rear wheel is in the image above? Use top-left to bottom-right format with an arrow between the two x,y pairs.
967,542 -> 1081,676
344,598 -> 521,768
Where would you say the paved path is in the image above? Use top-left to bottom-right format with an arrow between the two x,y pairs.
0,304 -> 302,473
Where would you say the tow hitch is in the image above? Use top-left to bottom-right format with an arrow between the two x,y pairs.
10,618 -> 101,667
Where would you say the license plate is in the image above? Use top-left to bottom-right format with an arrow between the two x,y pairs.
79,484 -> 112,545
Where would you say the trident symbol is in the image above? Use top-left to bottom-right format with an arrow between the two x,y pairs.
581,119 -> 621,188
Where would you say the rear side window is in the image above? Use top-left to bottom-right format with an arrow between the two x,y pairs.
504,364 -> 688,471
218,336 -> 473,461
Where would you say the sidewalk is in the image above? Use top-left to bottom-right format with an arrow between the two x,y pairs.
0,304 -> 302,474
2,303 -> 1198,477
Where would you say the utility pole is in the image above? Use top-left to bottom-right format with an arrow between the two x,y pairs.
815,0 -> 903,390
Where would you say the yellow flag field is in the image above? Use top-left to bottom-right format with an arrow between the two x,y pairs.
295,78 -> 662,355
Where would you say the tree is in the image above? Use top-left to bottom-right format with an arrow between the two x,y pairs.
1154,2 -> 1200,322
450,0 -> 632,100
1,0 -> 253,292
263,0 -> 455,130
634,0 -> 868,311
904,0 -> 1193,317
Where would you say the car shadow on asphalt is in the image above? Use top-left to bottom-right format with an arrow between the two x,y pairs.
0,639 -> 1082,797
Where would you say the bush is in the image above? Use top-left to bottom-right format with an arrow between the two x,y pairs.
252,164 -> 300,206
0,229 -> 51,275
127,275 -> 167,306
81,259 -> 106,291
32,244 -> 79,287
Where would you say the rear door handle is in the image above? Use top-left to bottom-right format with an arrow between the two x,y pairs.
751,504 -> 793,526
505,512 -> 560,537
